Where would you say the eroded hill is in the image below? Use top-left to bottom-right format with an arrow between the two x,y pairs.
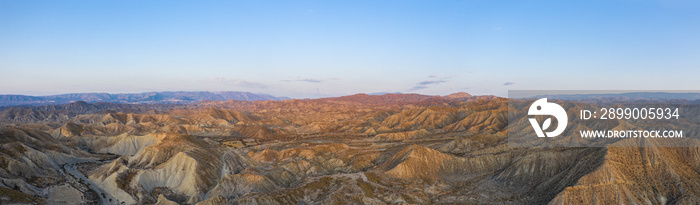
0,93 -> 698,204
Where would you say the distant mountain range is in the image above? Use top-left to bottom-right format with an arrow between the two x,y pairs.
0,91 -> 290,106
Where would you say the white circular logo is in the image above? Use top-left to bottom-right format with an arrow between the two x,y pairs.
528,98 -> 568,137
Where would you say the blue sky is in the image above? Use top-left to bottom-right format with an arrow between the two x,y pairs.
1,0 -> 699,98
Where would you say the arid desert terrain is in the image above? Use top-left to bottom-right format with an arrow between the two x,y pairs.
2,92 -> 700,204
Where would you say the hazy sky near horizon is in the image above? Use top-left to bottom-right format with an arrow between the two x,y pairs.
1,0 -> 699,98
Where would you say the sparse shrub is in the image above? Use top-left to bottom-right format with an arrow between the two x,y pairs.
115,170 -> 138,191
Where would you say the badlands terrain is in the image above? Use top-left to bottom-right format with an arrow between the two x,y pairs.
1,92 -> 700,204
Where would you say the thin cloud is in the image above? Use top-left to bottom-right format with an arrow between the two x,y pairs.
410,85 -> 428,91
418,79 -> 448,86
300,79 -> 323,83
209,77 -> 269,89
410,77 -> 449,91
503,82 -> 515,86
283,77 -> 340,83
283,78 -> 323,83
